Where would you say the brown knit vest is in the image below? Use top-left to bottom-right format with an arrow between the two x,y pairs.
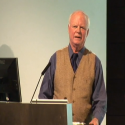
53,47 -> 95,123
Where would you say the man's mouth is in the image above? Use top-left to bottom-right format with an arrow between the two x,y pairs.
74,36 -> 81,39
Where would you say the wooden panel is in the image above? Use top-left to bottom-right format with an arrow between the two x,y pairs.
0,103 -> 72,125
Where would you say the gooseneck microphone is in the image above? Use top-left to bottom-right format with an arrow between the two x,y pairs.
30,62 -> 51,103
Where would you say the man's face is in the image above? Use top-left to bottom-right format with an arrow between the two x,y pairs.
68,12 -> 89,49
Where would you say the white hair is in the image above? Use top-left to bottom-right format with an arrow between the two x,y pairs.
68,11 -> 90,29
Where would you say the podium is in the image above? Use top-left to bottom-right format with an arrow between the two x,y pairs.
0,102 -> 72,125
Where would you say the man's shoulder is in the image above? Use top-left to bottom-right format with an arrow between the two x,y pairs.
56,46 -> 68,53
85,48 -> 95,56
85,48 -> 101,64
85,48 -> 96,59
50,46 -> 68,60
55,47 -> 69,57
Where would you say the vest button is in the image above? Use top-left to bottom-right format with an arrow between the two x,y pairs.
72,113 -> 74,116
73,100 -> 75,103
73,88 -> 75,90
64,97 -> 67,99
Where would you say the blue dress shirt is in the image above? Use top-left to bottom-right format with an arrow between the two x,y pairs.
38,45 -> 107,124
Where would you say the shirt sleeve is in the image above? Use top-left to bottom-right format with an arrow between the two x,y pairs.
38,53 -> 56,99
92,56 -> 107,124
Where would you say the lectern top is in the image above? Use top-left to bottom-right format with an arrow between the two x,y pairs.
31,99 -> 68,104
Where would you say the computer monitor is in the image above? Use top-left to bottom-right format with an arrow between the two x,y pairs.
0,58 -> 22,102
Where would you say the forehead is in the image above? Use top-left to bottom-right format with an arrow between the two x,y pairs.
70,12 -> 87,25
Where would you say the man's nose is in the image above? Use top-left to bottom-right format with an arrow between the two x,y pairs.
76,27 -> 81,32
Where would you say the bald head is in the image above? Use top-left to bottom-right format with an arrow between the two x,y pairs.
69,11 -> 90,29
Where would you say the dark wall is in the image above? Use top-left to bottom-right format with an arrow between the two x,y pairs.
107,0 -> 125,124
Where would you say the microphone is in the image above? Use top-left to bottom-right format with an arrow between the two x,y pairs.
41,62 -> 51,75
30,62 -> 51,103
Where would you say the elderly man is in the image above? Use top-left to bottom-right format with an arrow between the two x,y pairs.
38,10 -> 107,125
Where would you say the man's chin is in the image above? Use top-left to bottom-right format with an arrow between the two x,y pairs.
73,42 -> 82,46
73,39 -> 82,44
73,42 -> 84,48
70,40 -> 84,48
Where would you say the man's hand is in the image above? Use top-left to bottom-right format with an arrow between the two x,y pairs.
89,118 -> 99,125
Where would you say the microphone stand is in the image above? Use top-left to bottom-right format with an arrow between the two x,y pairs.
30,62 -> 51,103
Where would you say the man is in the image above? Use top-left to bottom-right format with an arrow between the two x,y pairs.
38,10 -> 107,125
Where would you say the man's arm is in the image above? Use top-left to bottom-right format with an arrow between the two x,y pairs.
38,53 -> 56,99
90,56 -> 107,125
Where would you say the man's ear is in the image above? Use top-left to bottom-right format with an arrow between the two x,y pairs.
86,28 -> 89,37
68,24 -> 70,33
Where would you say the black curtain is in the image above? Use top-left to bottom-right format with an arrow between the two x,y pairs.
107,0 -> 125,124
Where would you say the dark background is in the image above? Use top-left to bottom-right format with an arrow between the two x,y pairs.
107,0 -> 125,124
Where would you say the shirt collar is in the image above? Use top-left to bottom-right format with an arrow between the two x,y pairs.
68,44 -> 86,59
